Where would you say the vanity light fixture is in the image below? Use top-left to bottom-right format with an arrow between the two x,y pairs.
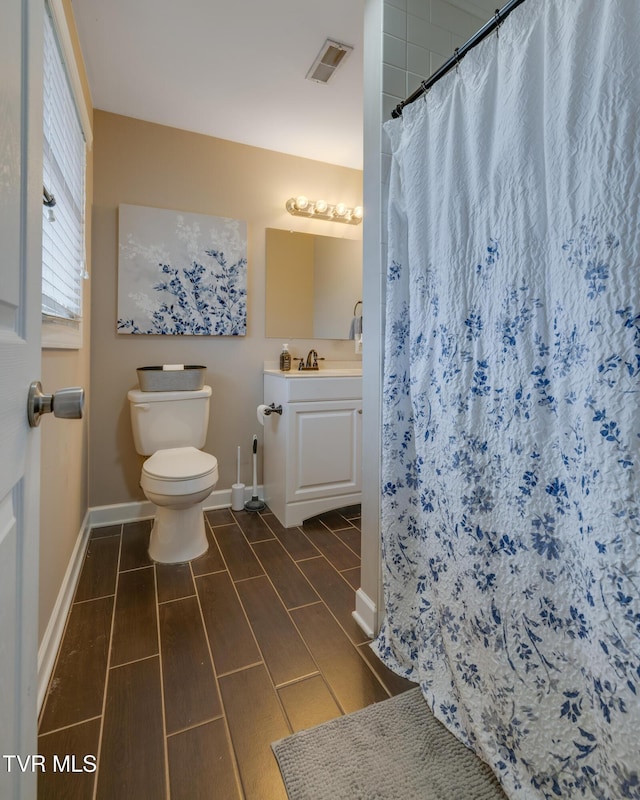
285,196 -> 363,225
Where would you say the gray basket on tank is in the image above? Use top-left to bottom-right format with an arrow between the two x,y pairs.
136,365 -> 206,392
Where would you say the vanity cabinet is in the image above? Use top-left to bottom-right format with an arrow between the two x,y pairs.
263,371 -> 362,528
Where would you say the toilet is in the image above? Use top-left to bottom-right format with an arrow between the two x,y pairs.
127,385 -> 219,563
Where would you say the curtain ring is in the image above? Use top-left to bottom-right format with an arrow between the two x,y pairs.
494,8 -> 501,37
453,48 -> 461,71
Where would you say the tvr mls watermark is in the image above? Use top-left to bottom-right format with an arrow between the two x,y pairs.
3,754 -> 96,773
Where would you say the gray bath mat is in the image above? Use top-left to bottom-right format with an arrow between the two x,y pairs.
272,687 -> 508,800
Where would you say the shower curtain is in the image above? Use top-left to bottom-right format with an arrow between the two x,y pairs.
374,1 -> 640,798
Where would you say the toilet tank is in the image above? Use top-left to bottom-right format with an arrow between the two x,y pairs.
127,385 -> 212,456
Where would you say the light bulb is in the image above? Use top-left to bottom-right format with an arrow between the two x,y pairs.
352,206 -> 363,220
295,195 -> 309,211
315,199 -> 328,214
334,203 -> 347,217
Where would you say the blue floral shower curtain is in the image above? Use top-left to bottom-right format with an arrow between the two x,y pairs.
374,1 -> 640,798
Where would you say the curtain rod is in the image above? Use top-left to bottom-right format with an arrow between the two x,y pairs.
391,0 -> 528,118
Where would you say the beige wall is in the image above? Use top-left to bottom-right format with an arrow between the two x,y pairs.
39,0 -> 93,644
90,111 -> 363,506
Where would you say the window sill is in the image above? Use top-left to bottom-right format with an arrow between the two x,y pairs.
42,317 -> 83,350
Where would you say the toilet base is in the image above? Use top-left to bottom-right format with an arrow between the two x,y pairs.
148,501 -> 209,563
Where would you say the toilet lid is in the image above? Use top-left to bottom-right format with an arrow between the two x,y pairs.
143,446 -> 218,480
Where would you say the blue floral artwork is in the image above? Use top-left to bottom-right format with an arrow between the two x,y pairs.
117,204 -> 247,335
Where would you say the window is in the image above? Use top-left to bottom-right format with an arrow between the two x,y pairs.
42,0 -> 91,349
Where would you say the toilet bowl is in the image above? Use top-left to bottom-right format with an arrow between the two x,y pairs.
141,446 -> 219,563
127,385 -> 218,564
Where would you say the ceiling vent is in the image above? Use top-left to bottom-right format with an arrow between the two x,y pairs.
306,39 -> 353,84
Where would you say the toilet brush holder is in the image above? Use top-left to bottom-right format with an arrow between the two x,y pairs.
231,445 -> 246,512
231,483 -> 245,511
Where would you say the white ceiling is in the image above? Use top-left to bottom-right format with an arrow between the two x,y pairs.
72,0 -> 366,169
72,0 -> 502,171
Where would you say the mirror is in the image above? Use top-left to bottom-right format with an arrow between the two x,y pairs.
265,228 -> 362,340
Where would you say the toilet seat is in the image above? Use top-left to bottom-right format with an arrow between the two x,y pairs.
141,446 -> 219,498
143,446 -> 218,481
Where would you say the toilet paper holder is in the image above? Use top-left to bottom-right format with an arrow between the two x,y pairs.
264,403 -> 283,416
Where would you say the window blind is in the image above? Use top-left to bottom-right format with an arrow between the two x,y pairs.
42,1 -> 86,322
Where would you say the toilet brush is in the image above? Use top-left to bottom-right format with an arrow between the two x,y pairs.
231,445 -> 245,511
244,434 -> 266,512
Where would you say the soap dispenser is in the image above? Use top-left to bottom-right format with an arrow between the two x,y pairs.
279,344 -> 291,371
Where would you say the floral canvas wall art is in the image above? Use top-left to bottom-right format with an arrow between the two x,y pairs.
117,204 -> 247,335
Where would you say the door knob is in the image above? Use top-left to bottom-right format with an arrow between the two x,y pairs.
27,381 -> 84,428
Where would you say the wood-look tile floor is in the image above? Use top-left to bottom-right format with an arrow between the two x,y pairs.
37,505 -> 416,799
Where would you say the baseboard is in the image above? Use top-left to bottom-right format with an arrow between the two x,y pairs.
88,485 -> 262,529
352,587 -> 377,638
37,509 -> 92,714
89,500 -> 155,526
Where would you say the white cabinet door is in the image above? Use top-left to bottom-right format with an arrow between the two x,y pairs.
287,400 -> 362,502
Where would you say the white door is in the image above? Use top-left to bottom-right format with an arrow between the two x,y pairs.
1,0 -> 43,796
